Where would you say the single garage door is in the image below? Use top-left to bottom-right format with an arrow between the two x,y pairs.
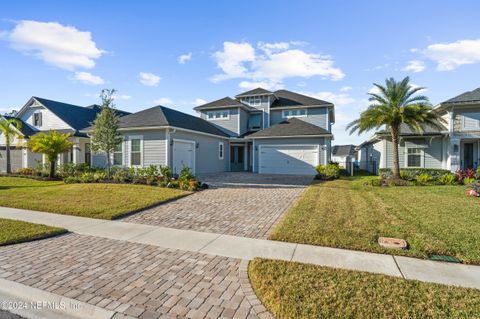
172,139 -> 195,175
259,145 -> 319,175
0,147 -> 23,173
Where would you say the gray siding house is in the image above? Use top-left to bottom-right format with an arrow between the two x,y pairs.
2,88 -> 335,176
357,87 -> 480,173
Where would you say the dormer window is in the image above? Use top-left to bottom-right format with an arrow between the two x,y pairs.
207,110 -> 229,120
242,96 -> 267,107
283,109 -> 307,118
33,112 -> 42,126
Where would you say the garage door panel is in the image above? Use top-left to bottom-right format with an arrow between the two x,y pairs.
259,145 -> 318,175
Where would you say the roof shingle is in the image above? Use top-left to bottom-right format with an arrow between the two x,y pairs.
442,87 -> 480,104
235,88 -> 274,97
248,118 -> 331,138
271,90 -> 333,108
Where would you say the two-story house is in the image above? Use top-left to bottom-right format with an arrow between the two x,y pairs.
194,88 -> 334,174
0,96 -> 129,172
357,87 -> 480,173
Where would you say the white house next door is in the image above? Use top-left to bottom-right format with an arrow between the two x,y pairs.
172,139 -> 195,174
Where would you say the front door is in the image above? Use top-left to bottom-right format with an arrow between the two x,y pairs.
230,145 -> 244,171
463,143 -> 474,169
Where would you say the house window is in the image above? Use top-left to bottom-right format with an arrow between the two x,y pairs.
218,142 -> 224,160
33,112 -> 42,126
207,110 -> 229,120
283,109 -> 307,118
407,148 -> 422,167
462,113 -> 480,130
130,138 -> 141,166
113,142 -> 123,165
85,143 -> 91,165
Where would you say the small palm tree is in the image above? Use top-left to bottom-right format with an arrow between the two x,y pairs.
28,130 -> 73,178
0,117 -> 23,174
346,77 -> 444,179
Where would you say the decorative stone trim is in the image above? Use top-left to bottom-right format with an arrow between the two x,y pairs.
238,259 -> 275,319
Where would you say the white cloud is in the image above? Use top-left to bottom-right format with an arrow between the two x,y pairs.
238,80 -> 283,91
74,72 -> 104,85
153,97 -> 172,105
340,86 -> 352,92
402,60 -> 426,73
139,72 -> 161,86
212,41 -> 344,87
114,94 -> 131,100
178,52 -> 192,64
424,39 -> 480,71
193,98 -> 207,106
5,20 -> 104,70
368,85 -> 382,95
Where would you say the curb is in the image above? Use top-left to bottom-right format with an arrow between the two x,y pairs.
238,260 -> 275,319
0,278 -> 115,319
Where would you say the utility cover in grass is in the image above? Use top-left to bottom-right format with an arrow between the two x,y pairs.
378,236 -> 408,249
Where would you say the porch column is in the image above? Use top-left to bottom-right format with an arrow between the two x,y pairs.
244,142 -> 248,171
72,138 -> 81,164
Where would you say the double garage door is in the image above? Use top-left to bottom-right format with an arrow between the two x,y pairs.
259,145 -> 319,175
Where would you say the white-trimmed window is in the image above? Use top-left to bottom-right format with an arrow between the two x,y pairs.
283,109 -> 307,118
129,137 -> 142,166
207,110 -> 229,120
33,112 -> 42,126
218,142 -> 224,160
406,148 -> 423,168
113,142 -> 123,165
462,113 -> 480,130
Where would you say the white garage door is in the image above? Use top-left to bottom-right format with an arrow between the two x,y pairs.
173,140 -> 195,174
259,145 -> 319,175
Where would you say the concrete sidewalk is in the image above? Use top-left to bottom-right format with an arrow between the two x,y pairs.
1,206 -> 479,290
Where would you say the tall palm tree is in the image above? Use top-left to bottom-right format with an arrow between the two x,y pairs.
0,117 -> 23,174
28,130 -> 73,178
346,77 -> 444,179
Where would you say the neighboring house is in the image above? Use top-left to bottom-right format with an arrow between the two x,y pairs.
0,96 -> 129,173
356,87 -> 480,174
331,144 -> 356,167
194,88 -> 334,175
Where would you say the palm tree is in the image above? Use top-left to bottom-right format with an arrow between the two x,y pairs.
28,130 -> 73,178
346,77 -> 444,179
0,117 -> 23,174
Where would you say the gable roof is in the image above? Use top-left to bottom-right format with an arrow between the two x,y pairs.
31,97 -> 130,132
248,118 -> 331,138
377,122 -> 447,136
193,97 -> 252,111
441,87 -> 480,105
271,90 -> 333,108
235,88 -> 274,97
332,145 -> 356,157
115,105 -> 229,137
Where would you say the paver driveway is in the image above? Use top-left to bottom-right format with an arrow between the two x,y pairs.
123,173 -> 311,239
0,234 -> 263,319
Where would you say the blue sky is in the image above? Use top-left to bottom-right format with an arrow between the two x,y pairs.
1,0 -> 480,145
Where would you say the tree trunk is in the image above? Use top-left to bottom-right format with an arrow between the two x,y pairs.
6,143 -> 11,174
390,126 -> 400,179
49,160 -> 56,179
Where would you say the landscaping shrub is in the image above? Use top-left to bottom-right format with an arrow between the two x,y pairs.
438,173 -> 457,185
380,168 -> 450,180
416,173 -> 434,185
16,168 -> 36,176
79,172 -> 94,183
456,168 -> 476,185
178,166 -> 198,191
463,177 -> 476,185
63,176 -> 80,184
316,163 -> 340,180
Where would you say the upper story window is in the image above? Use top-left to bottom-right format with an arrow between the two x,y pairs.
241,96 -> 268,107
207,110 -> 230,120
33,112 -> 42,127
462,113 -> 480,130
283,109 -> 307,118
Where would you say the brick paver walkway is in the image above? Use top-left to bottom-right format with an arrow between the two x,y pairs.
123,173 -> 311,239
0,234 -> 259,319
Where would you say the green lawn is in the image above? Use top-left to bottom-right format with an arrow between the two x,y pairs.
249,258 -> 480,319
0,177 -> 190,219
0,218 -> 66,246
269,176 -> 480,264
